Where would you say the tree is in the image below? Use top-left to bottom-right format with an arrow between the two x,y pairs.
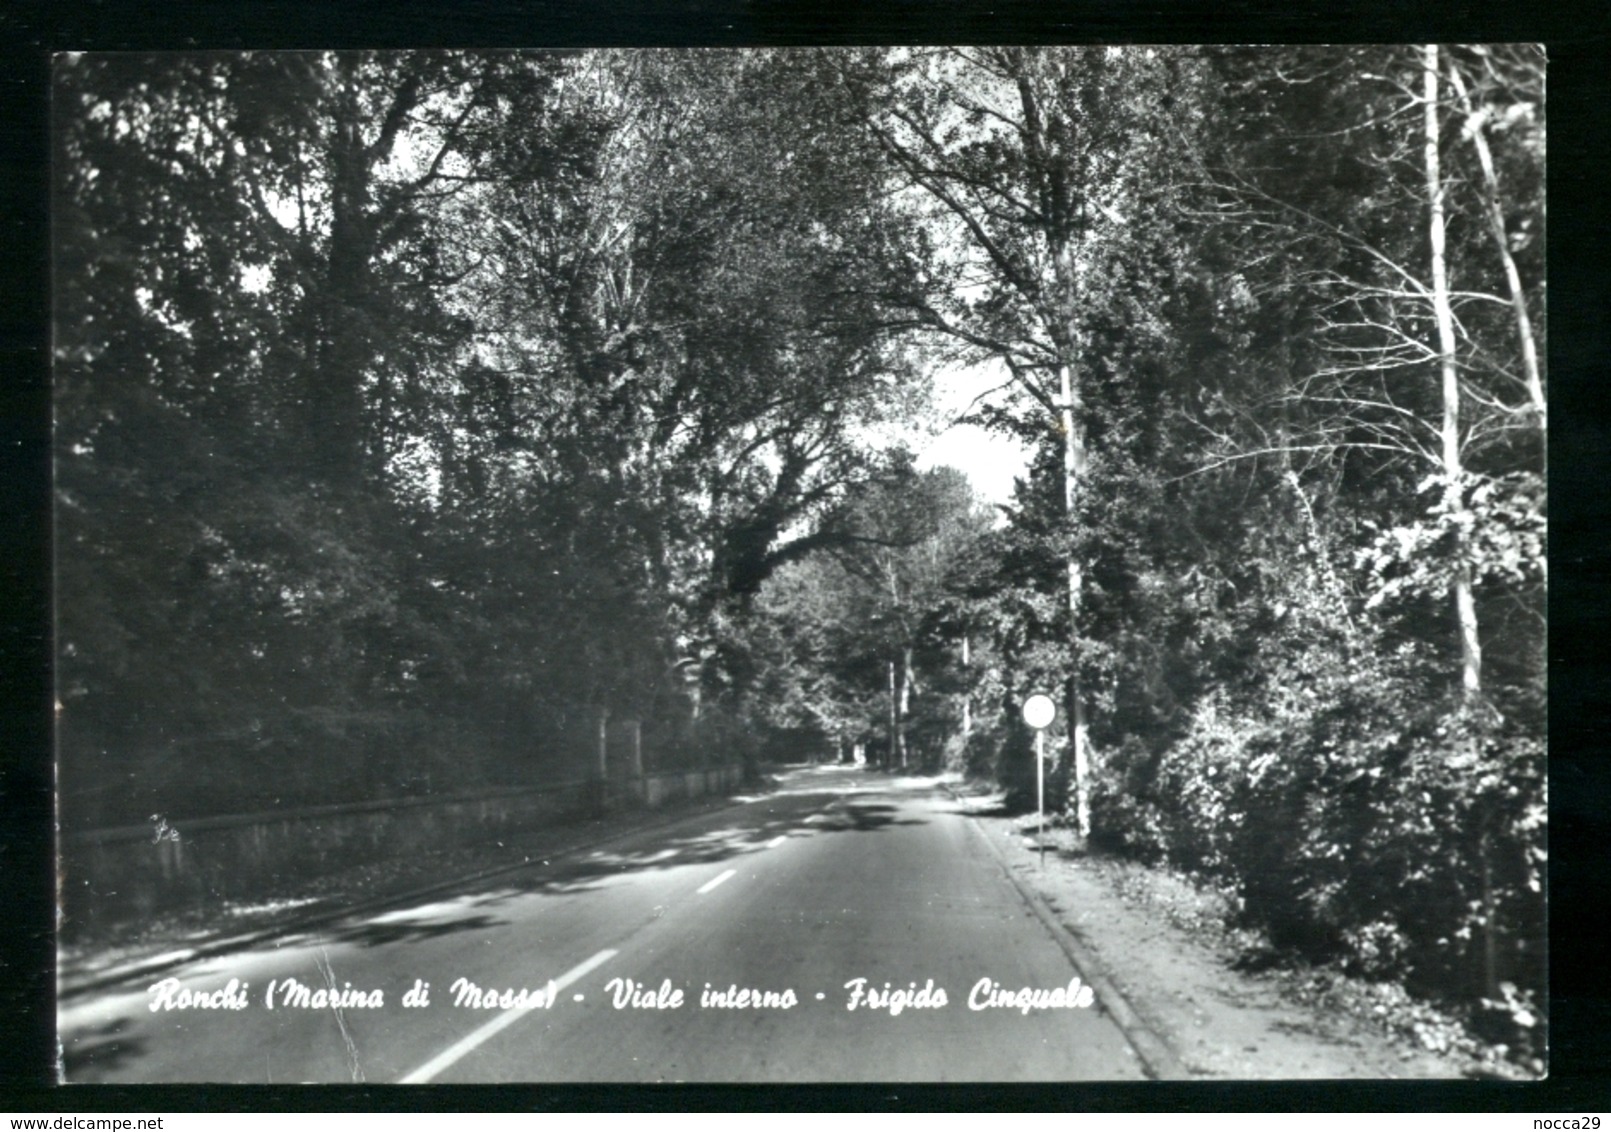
1119,44 -> 1546,1034
752,463 -> 992,768
1185,46 -> 1544,719
850,46 -> 1205,833
454,50 -> 936,724
55,53 -> 527,819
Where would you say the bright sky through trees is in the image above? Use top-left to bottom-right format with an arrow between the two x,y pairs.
915,359 -> 1030,511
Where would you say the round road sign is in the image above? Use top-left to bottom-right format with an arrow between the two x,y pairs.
1022,693 -> 1056,730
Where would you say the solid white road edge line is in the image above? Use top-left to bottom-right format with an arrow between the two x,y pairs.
765,835 -> 787,848
398,948 -> 619,1084
696,868 -> 737,895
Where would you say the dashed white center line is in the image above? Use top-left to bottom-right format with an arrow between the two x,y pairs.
696,869 -> 737,895
765,835 -> 787,849
399,948 -> 618,1084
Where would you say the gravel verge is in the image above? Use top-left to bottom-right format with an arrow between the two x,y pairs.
952,786 -> 1494,1079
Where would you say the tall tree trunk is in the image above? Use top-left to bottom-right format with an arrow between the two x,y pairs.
317,56 -> 377,489
1424,45 -> 1484,704
887,658 -> 898,770
1059,357 -> 1092,838
899,646 -> 914,768
960,633 -> 972,741
595,704 -> 610,813
1443,58 -> 1546,427
1428,41 -> 1495,1000
1009,55 -> 1094,837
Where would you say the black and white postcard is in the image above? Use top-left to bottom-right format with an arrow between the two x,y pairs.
52,45 -> 1549,1085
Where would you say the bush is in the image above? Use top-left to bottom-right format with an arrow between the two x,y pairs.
1092,635 -> 1546,1047
1090,736 -> 1171,863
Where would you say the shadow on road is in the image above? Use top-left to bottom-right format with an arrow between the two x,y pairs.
450,788 -> 932,909
325,910 -> 509,949
60,771 -> 951,1082
815,802 -> 925,833
318,776 -> 945,927
61,1017 -> 145,1080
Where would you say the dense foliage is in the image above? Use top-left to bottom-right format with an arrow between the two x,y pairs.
55,50 -> 929,821
860,46 -> 1545,1059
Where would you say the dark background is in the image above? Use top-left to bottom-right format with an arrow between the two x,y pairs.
4,0 -> 1608,1112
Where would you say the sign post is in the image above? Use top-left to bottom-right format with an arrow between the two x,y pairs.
1021,693 -> 1056,867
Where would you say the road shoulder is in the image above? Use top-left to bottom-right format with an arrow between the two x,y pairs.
955,792 -> 1476,1079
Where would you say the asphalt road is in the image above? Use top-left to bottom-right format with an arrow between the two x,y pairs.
59,766 -> 1147,1083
